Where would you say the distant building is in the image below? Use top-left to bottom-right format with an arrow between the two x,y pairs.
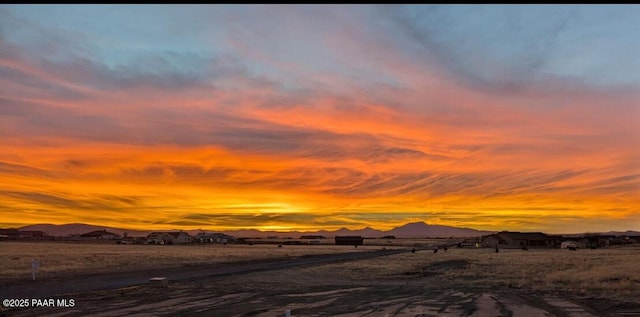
147,231 -> 193,245
19,230 -> 45,239
167,231 -> 193,244
481,231 -> 557,248
456,237 -> 482,248
0,228 -> 20,239
335,235 -> 364,246
299,235 -> 326,240
117,236 -> 147,245
0,229 -> 46,240
194,232 -> 234,244
628,235 -> 640,244
610,235 -> 635,246
560,241 -> 583,249
582,235 -> 615,248
563,234 -> 625,248
147,232 -> 173,245
80,230 -> 120,240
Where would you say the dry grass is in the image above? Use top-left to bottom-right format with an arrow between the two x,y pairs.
299,245 -> 640,303
0,241 -> 373,281
3,241 -> 638,304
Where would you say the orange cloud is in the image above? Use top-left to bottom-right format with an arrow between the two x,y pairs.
1,16 -> 638,234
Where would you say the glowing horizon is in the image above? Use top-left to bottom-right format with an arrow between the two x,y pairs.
1,5 -> 639,234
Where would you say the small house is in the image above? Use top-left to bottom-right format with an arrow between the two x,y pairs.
0,228 -> 20,239
80,230 -> 120,240
147,232 -> 174,245
147,231 -> 193,244
194,232 -> 234,244
167,231 -> 193,244
335,235 -> 363,246
481,231 -> 556,248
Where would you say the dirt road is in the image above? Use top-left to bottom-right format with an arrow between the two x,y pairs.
5,277 -> 638,316
0,248 -> 406,299
2,247 -> 639,316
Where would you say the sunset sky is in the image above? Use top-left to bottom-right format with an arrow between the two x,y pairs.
1,5 -> 638,233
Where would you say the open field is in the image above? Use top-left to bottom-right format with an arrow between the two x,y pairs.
0,241 -> 381,281
299,245 -> 640,305
1,241 -> 639,316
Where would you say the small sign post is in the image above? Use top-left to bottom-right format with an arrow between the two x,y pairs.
31,259 -> 40,281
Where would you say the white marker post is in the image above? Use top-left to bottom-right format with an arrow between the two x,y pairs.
31,259 -> 40,281
285,309 -> 291,317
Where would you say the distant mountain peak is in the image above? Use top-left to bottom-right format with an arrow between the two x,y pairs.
16,221 -> 494,238
402,221 -> 429,227
388,221 -> 492,238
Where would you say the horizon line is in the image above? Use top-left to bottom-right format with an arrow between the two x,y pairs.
7,221 -> 639,236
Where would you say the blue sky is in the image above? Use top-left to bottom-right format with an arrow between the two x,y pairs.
4,4 -> 639,90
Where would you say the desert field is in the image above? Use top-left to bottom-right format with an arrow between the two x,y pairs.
0,241 -> 380,281
2,241 -> 639,316
299,245 -> 640,304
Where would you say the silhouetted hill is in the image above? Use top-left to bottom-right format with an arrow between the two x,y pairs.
19,222 -> 636,239
18,223 -> 151,237
561,230 -> 640,237
602,230 -> 640,236
333,226 -> 385,237
387,222 -> 493,237
16,222 -> 491,238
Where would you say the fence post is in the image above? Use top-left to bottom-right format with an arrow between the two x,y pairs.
31,259 -> 39,281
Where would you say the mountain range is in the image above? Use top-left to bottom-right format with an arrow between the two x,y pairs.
17,222 -> 495,238
15,222 -> 640,239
